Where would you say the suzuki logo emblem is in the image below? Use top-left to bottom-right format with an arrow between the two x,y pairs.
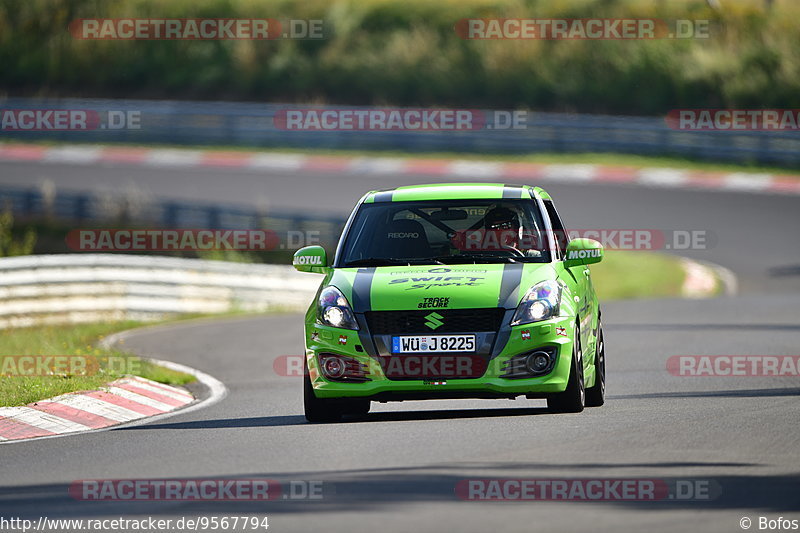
424,312 -> 444,330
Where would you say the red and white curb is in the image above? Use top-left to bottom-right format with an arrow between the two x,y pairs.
680,258 -> 738,299
0,376 -> 192,442
0,351 -> 227,444
2,143 -> 799,195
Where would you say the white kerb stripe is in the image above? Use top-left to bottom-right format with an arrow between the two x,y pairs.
105,387 -> 176,412
130,376 -> 193,398
541,164 -> 597,181
447,160 -> 503,178
347,157 -> 405,174
637,168 -> 689,187
247,153 -> 305,170
118,379 -> 193,403
44,146 -> 102,164
0,406 -> 91,434
145,150 -> 203,167
45,395 -> 143,423
723,173 -> 773,191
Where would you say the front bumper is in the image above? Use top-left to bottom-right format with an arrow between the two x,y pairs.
305,314 -> 575,401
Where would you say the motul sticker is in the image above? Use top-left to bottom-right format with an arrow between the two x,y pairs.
567,249 -> 601,260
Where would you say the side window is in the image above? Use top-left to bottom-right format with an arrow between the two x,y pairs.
543,200 -> 568,260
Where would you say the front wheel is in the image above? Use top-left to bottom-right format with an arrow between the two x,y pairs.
303,363 -> 343,423
547,323 -> 585,413
342,399 -> 370,416
585,321 -> 605,407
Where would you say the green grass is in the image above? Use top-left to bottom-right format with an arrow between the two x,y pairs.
590,250 -> 696,301
0,321 -> 195,407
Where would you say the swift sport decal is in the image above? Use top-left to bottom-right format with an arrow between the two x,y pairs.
388,275 -> 486,290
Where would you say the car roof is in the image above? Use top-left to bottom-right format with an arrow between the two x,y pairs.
362,183 -> 552,203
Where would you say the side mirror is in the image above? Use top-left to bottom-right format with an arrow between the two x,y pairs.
293,245 -> 330,273
564,238 -> 603,268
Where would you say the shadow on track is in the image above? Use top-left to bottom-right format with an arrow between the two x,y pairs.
610,388 -> 800,400
117,406 -> 551,431
2,466 -> 798,519
605,323 -> 800,331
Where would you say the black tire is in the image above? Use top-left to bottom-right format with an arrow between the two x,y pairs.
585,321 -> 605,407
303,365 -> 343,423
547,323 -> 585,413
342,399 -> 370,416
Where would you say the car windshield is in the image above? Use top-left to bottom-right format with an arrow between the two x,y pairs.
338,199 -> 552,267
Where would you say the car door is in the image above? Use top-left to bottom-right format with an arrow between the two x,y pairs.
544,199 -> 592,350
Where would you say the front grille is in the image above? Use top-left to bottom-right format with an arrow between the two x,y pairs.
365,308 -> 505,334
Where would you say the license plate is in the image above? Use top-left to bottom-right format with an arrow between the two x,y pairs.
391,335 -> 476,353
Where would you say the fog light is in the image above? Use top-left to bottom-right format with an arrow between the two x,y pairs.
525,351 -> 551,374
321,356 -> 346,379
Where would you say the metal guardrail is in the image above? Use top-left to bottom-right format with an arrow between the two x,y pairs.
0,184 -> 346,248
0,254 -> 321,328
0,98 -> 798,166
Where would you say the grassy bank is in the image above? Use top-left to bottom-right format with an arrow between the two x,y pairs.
591,250 -> 703,301
3,0 -> 799,114
0,321 -> 194,407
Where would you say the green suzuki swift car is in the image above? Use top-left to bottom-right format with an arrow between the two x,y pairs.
293,183 -> 605,422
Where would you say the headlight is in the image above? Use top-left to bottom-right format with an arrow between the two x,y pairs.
317,286 -> 359,330
510,280 -> 561,326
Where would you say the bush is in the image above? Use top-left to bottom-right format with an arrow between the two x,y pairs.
1,0 -> 798,114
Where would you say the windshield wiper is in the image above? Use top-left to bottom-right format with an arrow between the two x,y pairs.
343,257 -> 445,267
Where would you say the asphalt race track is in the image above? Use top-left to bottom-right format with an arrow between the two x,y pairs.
0,161 -> 799,532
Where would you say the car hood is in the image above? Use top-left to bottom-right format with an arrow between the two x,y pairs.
329,263 -> 557,312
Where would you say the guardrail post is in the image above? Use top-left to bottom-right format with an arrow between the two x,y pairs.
164,202 -> 179,227
74,195 -> 89,221
208,207 -> 221,228
23,190 -> 37,216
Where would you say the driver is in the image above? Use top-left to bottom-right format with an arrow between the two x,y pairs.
483,206 -> 540,257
